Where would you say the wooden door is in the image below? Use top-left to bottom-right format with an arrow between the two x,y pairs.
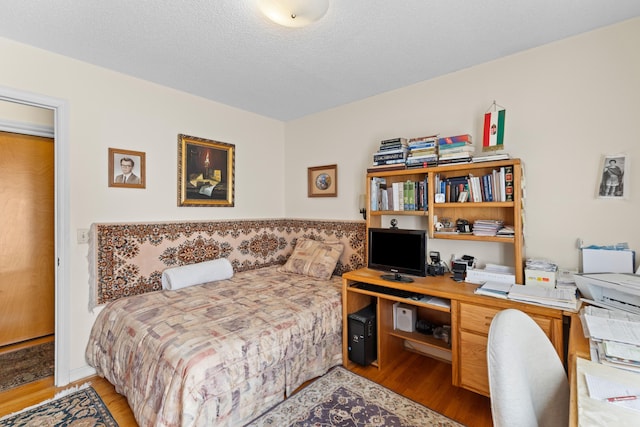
0,131 -> 54,346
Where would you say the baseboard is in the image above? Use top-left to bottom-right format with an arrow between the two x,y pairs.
68,365 -> 96,384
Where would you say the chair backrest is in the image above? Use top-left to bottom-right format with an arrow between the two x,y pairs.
487,308 -> 569,427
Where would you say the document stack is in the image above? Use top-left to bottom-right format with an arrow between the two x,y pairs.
465,263 -> 515,285
507,284 -> 579,310
472,277 -> 579,310
524,258 -> 558,288
580,306 -> 640,373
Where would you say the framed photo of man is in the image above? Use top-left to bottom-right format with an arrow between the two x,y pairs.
108,148 -> 146,189
597,154 -> 628,199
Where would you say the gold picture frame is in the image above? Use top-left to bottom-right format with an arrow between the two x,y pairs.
177,134 -> 235,207
308,164 -> 337,197
108,148 -> 146,189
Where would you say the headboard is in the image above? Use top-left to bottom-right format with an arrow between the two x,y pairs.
90,218 -> 365,308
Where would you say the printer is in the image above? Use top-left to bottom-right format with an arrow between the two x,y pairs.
574,273 -> 640,314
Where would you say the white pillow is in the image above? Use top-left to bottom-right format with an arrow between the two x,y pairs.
161,258 -> 233,290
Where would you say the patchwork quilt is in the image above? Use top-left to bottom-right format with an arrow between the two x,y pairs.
86,266 -> 343,427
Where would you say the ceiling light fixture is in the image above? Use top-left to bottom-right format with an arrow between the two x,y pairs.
258,0 -> 329,28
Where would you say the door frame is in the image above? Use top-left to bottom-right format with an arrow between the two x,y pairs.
0,85 -> 70,386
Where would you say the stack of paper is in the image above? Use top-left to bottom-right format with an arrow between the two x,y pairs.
474,281 -> 513,299
580,306 -> 640,372
465,264 -> 515,285
507,284 -> 579,310
584,370 -> 640,412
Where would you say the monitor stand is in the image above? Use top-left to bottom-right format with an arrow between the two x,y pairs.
380,273 -> 414,283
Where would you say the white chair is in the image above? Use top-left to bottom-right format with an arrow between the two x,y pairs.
487,309 -> 569,427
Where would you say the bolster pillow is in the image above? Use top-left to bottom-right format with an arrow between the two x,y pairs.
161,258 -> 234,290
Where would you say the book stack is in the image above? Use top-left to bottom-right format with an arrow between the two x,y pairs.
437,134 -> 474,164
496,225 -> 515,237
472,219 -> 504,237
405,135 -> 438,169
472,152 -> 511,163
369,137 -> 408,172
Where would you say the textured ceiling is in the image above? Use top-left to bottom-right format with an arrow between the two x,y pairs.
1,1 -> 640,121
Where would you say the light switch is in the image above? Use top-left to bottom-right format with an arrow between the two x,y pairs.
77,228 -> 90,244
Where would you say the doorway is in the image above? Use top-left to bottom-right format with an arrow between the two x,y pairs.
0,87 -> 70,387
0,131 -> 55,348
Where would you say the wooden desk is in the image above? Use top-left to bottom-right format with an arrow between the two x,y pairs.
568,313 -> 590,426
342,268 -> 566,397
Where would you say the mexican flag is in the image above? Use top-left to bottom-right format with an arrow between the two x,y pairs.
483,109 -> 505,151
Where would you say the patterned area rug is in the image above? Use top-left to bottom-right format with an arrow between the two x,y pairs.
247,366 -> 464,426
0,385 -> 118,427
0,341 -> 54,393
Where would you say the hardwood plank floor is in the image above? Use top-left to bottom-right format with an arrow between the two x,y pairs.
0,352 -> 492,426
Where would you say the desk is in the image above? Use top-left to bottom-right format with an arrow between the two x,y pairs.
568,314 -> 640,426
342,268 -> 565,397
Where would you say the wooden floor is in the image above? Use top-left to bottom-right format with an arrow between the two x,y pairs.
0,352 -> 492,426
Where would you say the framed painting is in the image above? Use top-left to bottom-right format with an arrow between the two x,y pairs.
177,134 -> 235,207
108,148 -> 146,189
597,154 -> 628,199
308,164 -> 337,197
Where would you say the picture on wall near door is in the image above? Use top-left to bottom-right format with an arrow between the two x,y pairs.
597,154 -> 628,199
108,148 -> 146,189
177,134 -> 235,207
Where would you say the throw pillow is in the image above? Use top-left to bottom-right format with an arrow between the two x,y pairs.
278,238 -> 344,280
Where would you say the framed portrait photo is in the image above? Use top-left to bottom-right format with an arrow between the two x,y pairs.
177,134 -> 235,207
108,148 -> 146,189
597,154 -> 629,199
308,164 -> 337,197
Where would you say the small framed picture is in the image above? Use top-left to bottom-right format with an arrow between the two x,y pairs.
308,164 -> 337,197
108,148 -> 145,189
597,154 -> 628,199
177,134 -> 235,207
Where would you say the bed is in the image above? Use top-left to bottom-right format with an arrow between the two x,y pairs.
86,265 -> 343,426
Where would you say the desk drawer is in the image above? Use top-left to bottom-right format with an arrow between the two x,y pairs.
459,303 -> 553,336
460,303 -> 500,335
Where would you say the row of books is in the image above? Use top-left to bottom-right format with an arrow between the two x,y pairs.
370,177 -> 428,212
370,135 -> 510,172
434,166 -> 514,203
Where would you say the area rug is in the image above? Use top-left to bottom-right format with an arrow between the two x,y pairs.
0,384 -> 118,427
247,366 -> 464,426
0,341 -> 54,393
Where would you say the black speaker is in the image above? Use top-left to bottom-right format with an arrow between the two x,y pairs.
348,304 -> 377,366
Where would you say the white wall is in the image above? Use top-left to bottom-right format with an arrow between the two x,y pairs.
285,17 -> 640,272
0,37 -> 285,377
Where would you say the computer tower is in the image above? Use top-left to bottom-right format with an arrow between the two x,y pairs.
348,304 -> 377,366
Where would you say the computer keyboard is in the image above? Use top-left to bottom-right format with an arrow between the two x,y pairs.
353,282 -> 419,299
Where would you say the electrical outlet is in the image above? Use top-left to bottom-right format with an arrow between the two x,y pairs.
77,228 -> 90,244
